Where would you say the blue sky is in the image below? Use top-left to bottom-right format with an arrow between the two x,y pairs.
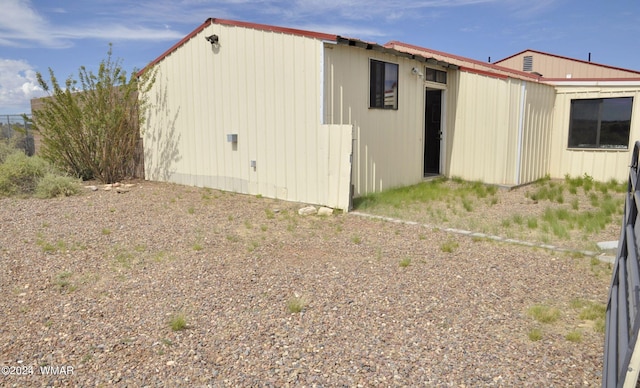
1,0 -> 639,114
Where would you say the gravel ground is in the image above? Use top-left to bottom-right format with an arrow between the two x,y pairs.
1,181 -> 611,387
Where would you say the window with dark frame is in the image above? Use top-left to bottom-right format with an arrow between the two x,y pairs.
370,59 -> 398,109
568,97 -> 633,149
425,68 -> 447,84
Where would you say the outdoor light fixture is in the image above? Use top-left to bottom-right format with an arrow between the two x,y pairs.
205,34 -> 219,45
411,67 -> 424,78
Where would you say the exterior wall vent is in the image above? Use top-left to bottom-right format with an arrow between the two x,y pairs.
523,55 -> 533,72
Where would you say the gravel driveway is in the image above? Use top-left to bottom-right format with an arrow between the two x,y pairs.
1,181 -> 610,386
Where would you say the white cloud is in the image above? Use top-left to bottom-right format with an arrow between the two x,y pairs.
0,59 -> 46,114
0,0 -> 186,49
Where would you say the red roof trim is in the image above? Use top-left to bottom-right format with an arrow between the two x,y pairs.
385,40 -> 540,81
494,49 -> 640,75
137,18 -> 213,76
459,66 -> 509,80
211,18 -> 337,42
138,18 -> 338,77
542,77 -> 640,82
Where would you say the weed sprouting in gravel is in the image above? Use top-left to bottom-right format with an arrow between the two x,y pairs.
265,209 -> 275,219
399,257 -> 412,267
565,330 -> 582,342
575,300 -> 607,321
54,271 -> 77,293
192,242 -> 204,251
527,304 -> 561,323
287,296 -> 306,313
528,328 -> 543,341
440,239 -> 459,253
169,313 -> 188,331
248,240 -> 259,252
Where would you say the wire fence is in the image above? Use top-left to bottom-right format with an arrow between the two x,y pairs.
1,114 -> 35,156
0,114 -> 32,138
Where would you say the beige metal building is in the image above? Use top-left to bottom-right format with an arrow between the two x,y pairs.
140,18 -> 640,209
495,49 -> 640,79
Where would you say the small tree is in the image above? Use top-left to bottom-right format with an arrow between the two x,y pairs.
30,44 -> 154,182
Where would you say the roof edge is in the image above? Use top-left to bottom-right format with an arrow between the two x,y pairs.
385,40 -> 541,81
211,18 -> 337,42
137,18 -> 213,77
494,49 -> 640,75
138,18 -> 338,77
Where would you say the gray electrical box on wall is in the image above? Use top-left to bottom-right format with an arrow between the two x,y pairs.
227,134 -> 238,143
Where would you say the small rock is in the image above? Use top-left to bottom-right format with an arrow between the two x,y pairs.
597,240 -> 618,250
85,185 -> 98,191
317,207 -> 333,216
116,188 -> 130,194
298,206 -> 317,216
166,360 -> 175,366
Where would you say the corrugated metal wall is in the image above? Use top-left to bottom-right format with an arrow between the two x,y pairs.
446,72 -> 555,186
447,72 -> 519,184
549,86 -> 640,182
518,81 -> 556,184
142,23 -> 353,209
323,43 -> 432,196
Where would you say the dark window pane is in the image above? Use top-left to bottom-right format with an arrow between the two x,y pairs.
370,60 -> 398,109
600,98 -> 632,148
568,97 -> 633,149
426,68 -> 436,82
568,99 -> 599,148
425,68 -> 446,84
370,60 -> 385,108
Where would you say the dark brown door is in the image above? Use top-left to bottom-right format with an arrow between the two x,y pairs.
424,88 -> 442,176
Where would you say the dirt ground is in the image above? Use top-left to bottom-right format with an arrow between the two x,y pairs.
1,181 -> 612,386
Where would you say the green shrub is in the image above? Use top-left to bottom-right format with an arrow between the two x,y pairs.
0,152 -> 49,196
0,140 -> 21,163
31,45 -> 155,183
35,173 -> 82,198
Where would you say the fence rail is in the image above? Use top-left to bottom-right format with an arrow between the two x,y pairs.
603,140 -> 640,387
1,114 -> 35,156
0,114 -> 32,138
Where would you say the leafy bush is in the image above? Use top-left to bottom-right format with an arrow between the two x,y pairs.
0,152 -> 49,196
0,139 -> 20,164
30,44 -> 155,183
35,173 -> 82,198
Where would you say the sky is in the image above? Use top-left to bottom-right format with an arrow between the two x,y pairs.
1,0 -> 639,115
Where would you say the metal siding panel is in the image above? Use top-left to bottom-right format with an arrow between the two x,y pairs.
519,82 -> 556,184
448,72 -> 518,185
142,23 -> 351,208
324,44 -> 427,196
550,87 -> 640,182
